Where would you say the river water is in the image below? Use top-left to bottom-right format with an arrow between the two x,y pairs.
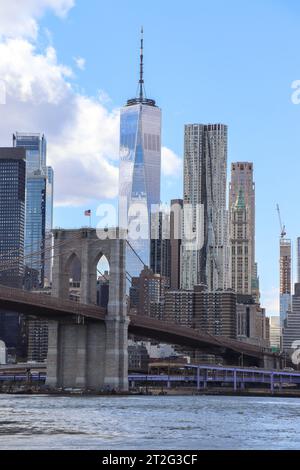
0,394 -> 299,450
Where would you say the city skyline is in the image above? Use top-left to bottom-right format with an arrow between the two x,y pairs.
1,1 -> 300,316
1,2 -> 300,454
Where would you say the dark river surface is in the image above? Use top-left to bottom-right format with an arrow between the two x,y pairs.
0,394 -> 299,449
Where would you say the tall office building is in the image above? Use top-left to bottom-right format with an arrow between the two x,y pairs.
164,290 -> 194,328
279,239 -> 292,327
283,283 -> 300,352
297,237 -> 300,283
129,267 -> 168,317
151,200 -> 183,289
181,124 -> 228,291
45,166 -> 54,286
229,162 -> 258,298
0,148 -> 27,359
269,316 -> 281,351
0,148 -> 26,287
13,133 -> 54,362
150,208 -> 171,281
193,286 -> 237,339
24,173 -> 46,288
13,133 -> 54,288
230,189 -> 252,295
164,286 -> 237,339
170,199 -> 183,290
236,296 -> 270,348
119,30 -> 161,279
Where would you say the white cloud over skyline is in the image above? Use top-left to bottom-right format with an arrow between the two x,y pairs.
74,56 -> 86,71
0,0 -> 75,39
161,147 -> 182,177
0,0 -> 181,207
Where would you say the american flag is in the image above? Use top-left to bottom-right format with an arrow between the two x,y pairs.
84,209 -> 91,216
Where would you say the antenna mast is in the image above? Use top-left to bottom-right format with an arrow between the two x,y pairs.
139,26 -> 144,101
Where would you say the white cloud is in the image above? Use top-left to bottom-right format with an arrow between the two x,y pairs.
74,56 -> 85,71
48,94 -> 120,206
0,0 -> 75,39
0,37 -> 119,206
0,3 -> 180,207
161,147 -> 182,177
0,39 -> 72,104
98,89 -> 112,105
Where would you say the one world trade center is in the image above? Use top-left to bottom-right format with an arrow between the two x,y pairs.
119,29 -> 161,280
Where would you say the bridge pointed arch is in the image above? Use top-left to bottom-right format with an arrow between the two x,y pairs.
96,254 -> 110,309
87,252 -> 111,307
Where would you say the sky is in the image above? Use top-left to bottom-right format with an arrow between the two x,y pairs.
0,0 -> 300,315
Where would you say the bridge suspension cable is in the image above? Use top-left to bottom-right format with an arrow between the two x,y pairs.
126,239 -> 147,269
97,269 -> 109,283
0,246 -> 81,276
0,233 -> 54,261
0,232 -> 83,273
0,237 -> 72,271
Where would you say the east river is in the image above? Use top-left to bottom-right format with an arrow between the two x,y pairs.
0,395 -> 299,449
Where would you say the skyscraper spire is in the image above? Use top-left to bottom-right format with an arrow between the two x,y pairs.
139,26 -> 144,101
126,27 -> 156,107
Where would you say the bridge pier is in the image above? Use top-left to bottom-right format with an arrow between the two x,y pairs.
46,229 -> 129,392
104,316 -> 129,390
46,319 -> 129,391
46,321 -> 60,389
75,323 -> 88,388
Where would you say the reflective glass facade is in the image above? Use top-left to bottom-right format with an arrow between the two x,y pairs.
14,133 -> 53,288
119,102 -> 161,278
13,133 -> 46,173
24,174 -> 46,287
0,148 -> 27,358
0,148 -> 25,287
45,166 -> 54,286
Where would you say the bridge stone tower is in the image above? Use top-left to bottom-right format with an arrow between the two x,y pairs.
46,228 -> 129,391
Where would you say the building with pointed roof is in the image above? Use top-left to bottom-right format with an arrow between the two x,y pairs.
118,29 -> 162,281
229,162 -> 258,299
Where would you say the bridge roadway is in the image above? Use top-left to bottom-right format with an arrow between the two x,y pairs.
0,285 -> 279,364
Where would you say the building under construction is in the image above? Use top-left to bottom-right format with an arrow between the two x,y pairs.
277,205 -> 292,327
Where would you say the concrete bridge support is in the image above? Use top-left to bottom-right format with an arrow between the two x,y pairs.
46,319 -> 129,391
46,321 -> 107,390
47,228 -> 129,391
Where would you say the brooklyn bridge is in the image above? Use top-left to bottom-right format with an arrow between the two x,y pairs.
0,228 -> 282,391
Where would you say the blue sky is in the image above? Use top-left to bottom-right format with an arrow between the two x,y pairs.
1,0 -> 300,315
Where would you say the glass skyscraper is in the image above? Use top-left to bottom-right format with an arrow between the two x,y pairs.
119,30 -> 161,279
45,166 -> 54,286
0,148 -> 26,287
0,147 -> 27,359
13,133 -> 54,289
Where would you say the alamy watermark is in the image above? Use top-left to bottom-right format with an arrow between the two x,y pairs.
291,341 -> 300,365
95,201 -> 207,252
0,80 -> 6,105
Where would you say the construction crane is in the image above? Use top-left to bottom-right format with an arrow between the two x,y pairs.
276,204 -> 287,239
